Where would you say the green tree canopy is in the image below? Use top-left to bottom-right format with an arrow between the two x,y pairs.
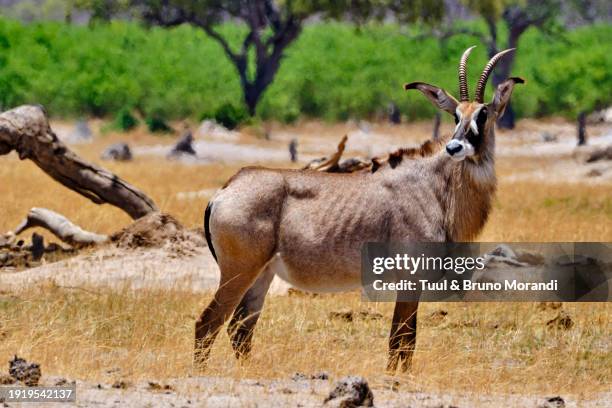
74,0 -> 447,115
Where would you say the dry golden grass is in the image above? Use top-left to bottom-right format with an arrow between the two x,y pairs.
0,288 -> 610,397
0,120 -> 611,398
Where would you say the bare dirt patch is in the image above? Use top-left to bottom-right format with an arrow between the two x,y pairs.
9,375 -> 610,408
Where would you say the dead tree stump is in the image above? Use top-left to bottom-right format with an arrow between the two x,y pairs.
388,102 -> 401,125
577,111 -> 587,146
289,138 -> 298,162
168,129 -> 197,158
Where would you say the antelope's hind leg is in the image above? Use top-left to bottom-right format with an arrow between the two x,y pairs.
194,247 -> 276,368
228,265 -> 276,359
387,301 -> 419,373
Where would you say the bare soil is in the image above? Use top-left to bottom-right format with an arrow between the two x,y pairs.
6,375 -> 610,408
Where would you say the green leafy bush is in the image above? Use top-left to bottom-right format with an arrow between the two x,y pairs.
213,103 -> 248,129
113,107 -> 139,131
145,116 -> 173,133
0,18 -> 609,122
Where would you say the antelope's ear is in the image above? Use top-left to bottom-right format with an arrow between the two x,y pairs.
404,82 -> 458,115
491,77 -> 525,117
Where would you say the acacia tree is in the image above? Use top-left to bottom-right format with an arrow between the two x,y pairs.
83,0 -> 445,116
438,0 -> 561,128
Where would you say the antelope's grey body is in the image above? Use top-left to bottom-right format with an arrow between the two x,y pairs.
197,47 -> 524,372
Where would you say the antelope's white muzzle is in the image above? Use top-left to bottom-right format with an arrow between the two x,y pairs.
446,139 -> 474,161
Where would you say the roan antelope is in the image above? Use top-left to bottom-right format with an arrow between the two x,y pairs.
198,47 -> 523,372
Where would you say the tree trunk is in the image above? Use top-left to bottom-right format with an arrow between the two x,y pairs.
240,49 -> 293,116
244,83 -> 265,117
497,101 -> 516,129
233,20 -> 302,116
0,105 -> 158,219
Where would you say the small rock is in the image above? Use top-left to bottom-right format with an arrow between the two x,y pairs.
586,168 -> 603,177
111,380 -> 131,389
292,372 -> 308,381
540,132 -> 558,142
197,120 -> 236,140
67,119 -> 93,143
148,381 -> 173,391
585,145 -> 612,163
587,106 -> 612,124
9,356 -> 41,386
546,311 -> 573,330
168,129 -> 197,158
324,376 -> 374,407
291,372 -> 328,381
101,143 -> 133,161
547,396 -> 565,407
538,395 -> 565,408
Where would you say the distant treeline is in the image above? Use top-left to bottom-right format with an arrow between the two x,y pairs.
0,18 -> 610,123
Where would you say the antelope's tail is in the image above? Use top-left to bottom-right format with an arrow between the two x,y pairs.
204,201 -> 217,263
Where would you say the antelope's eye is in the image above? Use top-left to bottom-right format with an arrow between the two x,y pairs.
454,113 -> 460,124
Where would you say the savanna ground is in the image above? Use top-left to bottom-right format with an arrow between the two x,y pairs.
0,117 -> 611,406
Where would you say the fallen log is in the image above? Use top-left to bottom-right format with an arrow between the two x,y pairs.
0,105 -> 157,219
5,207 -> 108,248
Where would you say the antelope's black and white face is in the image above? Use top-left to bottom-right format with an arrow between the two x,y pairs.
446,102 -> 491,161
403,46 -> 524,163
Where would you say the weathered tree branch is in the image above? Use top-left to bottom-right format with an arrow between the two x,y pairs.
0,105 -> 158,219
305,135 -> 349,172
303,135 -> 371,173
6,207 -> 108,248
201,25 -> 240,62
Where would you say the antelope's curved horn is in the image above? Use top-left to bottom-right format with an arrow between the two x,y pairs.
458,46 -> 476,101
474,48 -> 516,103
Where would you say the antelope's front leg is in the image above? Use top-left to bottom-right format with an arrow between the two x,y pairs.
387,301 -> 419,373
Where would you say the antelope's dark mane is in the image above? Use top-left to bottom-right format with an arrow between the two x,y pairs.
371,137 -> 447,172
